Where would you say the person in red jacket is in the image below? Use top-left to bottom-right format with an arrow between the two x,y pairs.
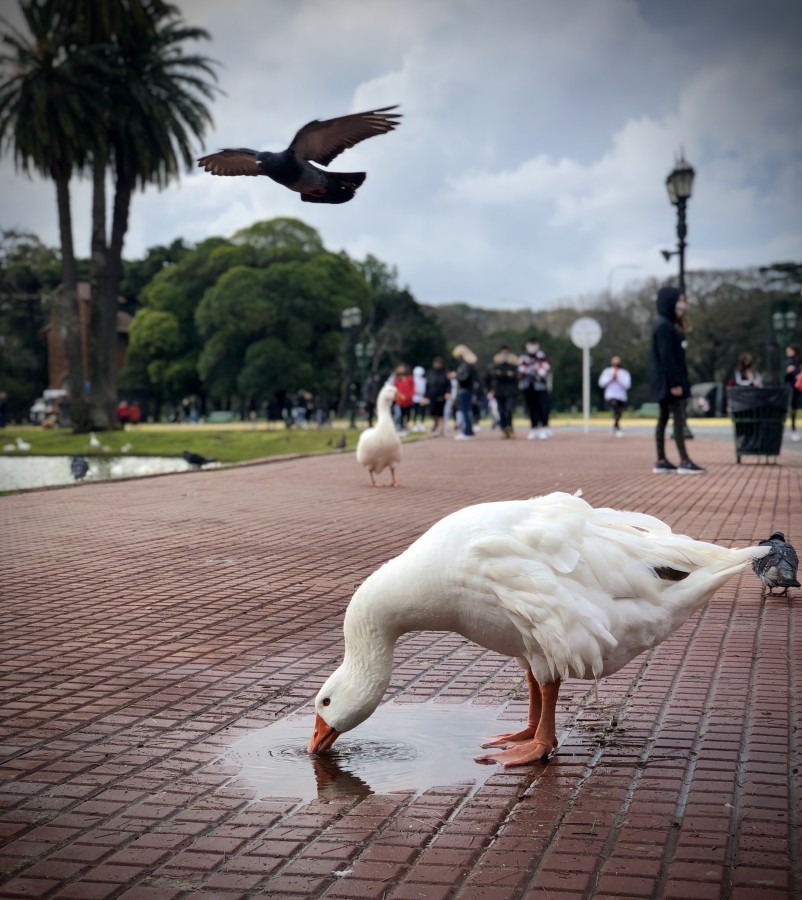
392,364 -> 415,434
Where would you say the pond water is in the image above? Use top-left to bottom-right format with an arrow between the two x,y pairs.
0,455 -> 220,491
228,700 -> 515,803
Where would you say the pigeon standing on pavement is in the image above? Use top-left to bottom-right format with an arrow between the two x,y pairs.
70,455 -> 89,480
197,105 -> 401,204
752,532 -> 799,596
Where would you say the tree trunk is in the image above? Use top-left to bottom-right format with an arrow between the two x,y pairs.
53,172 -> 91,432
105,171 -> 134,423
88,157 -> 117,430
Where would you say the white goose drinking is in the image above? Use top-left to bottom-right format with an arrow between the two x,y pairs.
309,492 -> 768,766
355,384 -> 402,487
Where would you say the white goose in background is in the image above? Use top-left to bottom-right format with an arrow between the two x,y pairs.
355,384 -> 402,487
309,491 -> 768,766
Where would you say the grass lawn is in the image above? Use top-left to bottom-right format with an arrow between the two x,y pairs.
0,423 -> 370,464
0,411 -> 667,465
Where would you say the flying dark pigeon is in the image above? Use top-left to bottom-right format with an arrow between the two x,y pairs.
197,105 -> 401,204
752,532 -> 799,596
70,454 -> 89,480
182,450 -> 216,468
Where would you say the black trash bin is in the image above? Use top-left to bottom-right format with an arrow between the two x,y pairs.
727,386 -> 789,463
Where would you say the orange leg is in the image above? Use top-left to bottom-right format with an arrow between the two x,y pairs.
369,471 -> 378,487
390,467 -> 398,487
483,669 -> 541,747
477,677 -> 560,766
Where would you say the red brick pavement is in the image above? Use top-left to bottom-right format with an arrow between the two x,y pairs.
1,428 -> 800,899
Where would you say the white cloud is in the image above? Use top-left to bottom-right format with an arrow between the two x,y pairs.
0,0 -> 800,309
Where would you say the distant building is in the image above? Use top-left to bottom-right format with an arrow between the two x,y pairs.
46,282 -> 131,389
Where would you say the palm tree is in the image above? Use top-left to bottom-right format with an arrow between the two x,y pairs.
0,1 -> 107,429
86,2 -> 218,428
1,0 -> 218,430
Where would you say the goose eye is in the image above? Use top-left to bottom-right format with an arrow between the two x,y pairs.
322,698 -> 331,707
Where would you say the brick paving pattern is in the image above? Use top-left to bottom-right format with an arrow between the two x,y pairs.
1,428 -> 800,899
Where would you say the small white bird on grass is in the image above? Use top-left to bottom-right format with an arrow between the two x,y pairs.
308,491 -> 769,766
355,385 -> 402,487
88,432 -> 101,449
15,437 -> 31,452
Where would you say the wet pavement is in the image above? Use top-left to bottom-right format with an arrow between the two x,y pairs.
1,425 -> 800,899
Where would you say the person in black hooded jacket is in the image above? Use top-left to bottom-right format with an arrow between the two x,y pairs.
649,286 -> 704,474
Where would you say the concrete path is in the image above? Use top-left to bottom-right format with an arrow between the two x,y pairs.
1,426 -> 800,899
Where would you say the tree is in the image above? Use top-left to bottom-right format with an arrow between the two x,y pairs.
195,252 -> 370,412
81,0 -> 218,429
0,230 -> 60,419
355,255 -> 447,374
0,0 -> 107,428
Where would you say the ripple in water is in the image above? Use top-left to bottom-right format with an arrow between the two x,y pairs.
229,700 -> 511,802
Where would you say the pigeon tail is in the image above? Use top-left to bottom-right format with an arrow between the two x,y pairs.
302,171 -> 366,204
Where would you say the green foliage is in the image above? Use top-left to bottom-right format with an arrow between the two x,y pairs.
231,218 -> 325,255
428,266 -> 802,410
120,238 -> 190,308
0,1 -> 108,180
354,255 -> 447,371
0,230 -> 59,418
237,338 -> 315,399
0,422 -> 368,464
195,249 -> 370,405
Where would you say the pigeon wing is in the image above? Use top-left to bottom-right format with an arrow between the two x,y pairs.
780,541 -> 799,577
289,106 -> 401,166
197,149 -> 261,176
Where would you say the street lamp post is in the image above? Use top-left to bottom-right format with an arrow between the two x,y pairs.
772,306 -> 798,383
340,307 -> 362,426
662,155 -> 695,293
354,337 -> 376,426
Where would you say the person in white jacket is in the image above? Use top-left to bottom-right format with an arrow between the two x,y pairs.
598,356 -> 632,436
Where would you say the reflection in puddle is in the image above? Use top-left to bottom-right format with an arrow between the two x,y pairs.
229,700 -> 510,803
0,455 -> 221,490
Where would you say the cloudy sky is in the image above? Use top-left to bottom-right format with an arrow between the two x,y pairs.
1,0 -> 800,309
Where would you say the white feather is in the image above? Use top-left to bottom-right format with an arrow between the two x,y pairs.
314,492 -> 769,736
355,385 -> 401,478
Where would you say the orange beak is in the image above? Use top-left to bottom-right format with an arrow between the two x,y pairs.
308,712 -> 341,754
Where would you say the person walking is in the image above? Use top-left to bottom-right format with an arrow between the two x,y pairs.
734,352 -> 763,387
411,365 -> 428,431
425,356 -> 451,436
487,345 -> 519,438
363,372 -> 381,428
518,338 -> 552,439
598,355 -> 631,436
452,345 -> 478,440
392,364 -> 415,435
649,286 -> 704,474
785,345 -> 802,442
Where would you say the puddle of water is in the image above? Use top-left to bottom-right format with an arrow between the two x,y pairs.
228,699 -> 513,803
0,455 -> 220,491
